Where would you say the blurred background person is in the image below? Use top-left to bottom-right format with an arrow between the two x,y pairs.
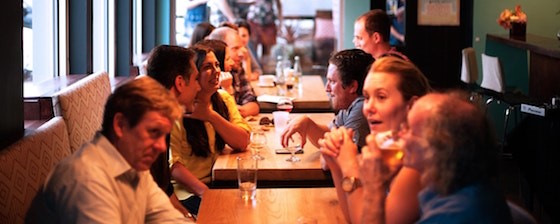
189,22 -> 216,47
387,0 -> 406,47
210,0 -> 252,25
208,26 -> 259,117
235,19 -> 263,81
184,0 -> 211,45
247,0 -> 282,66
353,9 -> 407,61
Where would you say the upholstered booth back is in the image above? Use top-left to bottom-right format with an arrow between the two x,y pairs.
0,117 -> 71,223
55,71 -> 111,152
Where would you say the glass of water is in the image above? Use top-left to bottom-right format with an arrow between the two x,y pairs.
237,156 -> 258,200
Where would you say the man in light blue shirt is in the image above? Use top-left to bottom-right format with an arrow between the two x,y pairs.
27,77 -> 193,223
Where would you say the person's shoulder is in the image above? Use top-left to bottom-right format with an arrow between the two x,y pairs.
218,89 -> 235,103
46,146 -> 105,182
418,184 -> 512,224
346,97 -> 366,116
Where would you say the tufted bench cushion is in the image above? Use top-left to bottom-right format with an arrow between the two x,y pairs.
0,117 -> 70,223
55,71 -> 111,152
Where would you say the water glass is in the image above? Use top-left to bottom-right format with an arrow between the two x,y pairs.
237,156 -> 258,200
273,111 -> 289,133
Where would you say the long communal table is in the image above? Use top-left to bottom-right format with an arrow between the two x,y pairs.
212,113 -> 335,187
197,187 -> 347,224
252,75 -> 332,113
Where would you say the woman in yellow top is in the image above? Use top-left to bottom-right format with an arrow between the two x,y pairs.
170,42 -> 250,216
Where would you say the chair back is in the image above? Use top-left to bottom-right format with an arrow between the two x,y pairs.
0,117 -> 71,223
507,200 -> 538,224
461,47 -> 478,84
55,71 -> 111,152
481,53 -> 505,93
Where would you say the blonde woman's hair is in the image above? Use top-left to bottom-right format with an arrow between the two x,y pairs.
371,56 -> 432,101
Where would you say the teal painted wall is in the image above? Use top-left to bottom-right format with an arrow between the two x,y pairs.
156,0 -> 171,45
342,1 -> 370,49
473,0 -> 560,142
474,0 -> 560,51
473,0 -> 560,80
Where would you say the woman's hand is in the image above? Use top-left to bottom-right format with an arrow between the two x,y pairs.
359,134 -> 390,187
184,98 -> 213,121
319,127 -> 359,176
219,72 -> 234,95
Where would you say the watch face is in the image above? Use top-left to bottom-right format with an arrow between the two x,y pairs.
342,177 -> 354,192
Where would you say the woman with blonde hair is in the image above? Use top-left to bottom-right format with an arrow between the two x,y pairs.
320,56 -> 431,224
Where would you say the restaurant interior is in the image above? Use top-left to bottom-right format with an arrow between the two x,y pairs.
1,0 -> 560,223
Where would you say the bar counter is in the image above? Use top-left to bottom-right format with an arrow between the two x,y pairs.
487,34 -> 560,101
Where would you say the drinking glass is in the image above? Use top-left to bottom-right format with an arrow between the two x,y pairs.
277,97 -> 293,112
286,132 -> 302,162
237,156 -> 258,201
250,130 -> 267,160
375,129 -> 405,167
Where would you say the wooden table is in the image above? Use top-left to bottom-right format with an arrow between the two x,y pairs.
212,113 -> 335,187
252,75 -> 332,113
197,188 -> 347,224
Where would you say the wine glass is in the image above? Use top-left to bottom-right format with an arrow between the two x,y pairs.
286,132 -> 302,162
277,97 -> 293,112
250,130 -> 267,160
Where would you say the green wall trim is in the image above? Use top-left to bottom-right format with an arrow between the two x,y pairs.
156,0 -> 170,45
342,1 -> 370,49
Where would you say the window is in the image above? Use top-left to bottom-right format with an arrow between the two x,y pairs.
22,0 -> 61,84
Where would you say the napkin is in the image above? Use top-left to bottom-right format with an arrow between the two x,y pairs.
257,94 -> 296,103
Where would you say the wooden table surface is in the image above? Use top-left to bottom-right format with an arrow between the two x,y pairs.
197,188 -> 347,224
252,75 -> 332,112
212,113 -> 335,186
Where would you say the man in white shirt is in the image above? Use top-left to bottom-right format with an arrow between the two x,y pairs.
26,77 -> 193,223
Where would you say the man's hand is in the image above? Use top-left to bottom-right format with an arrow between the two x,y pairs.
280,115 -> 310,148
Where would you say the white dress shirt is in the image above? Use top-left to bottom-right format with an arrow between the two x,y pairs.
27,133 -> 191,223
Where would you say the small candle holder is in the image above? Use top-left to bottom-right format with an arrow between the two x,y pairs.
509,21 -> 526,40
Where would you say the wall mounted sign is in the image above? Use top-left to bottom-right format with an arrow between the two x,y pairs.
418,0 -> 460,26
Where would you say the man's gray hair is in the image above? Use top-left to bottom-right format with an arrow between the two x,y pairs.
208,26 -> 237,41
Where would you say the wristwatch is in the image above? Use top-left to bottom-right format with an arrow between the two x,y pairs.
341,176 -> 361,193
